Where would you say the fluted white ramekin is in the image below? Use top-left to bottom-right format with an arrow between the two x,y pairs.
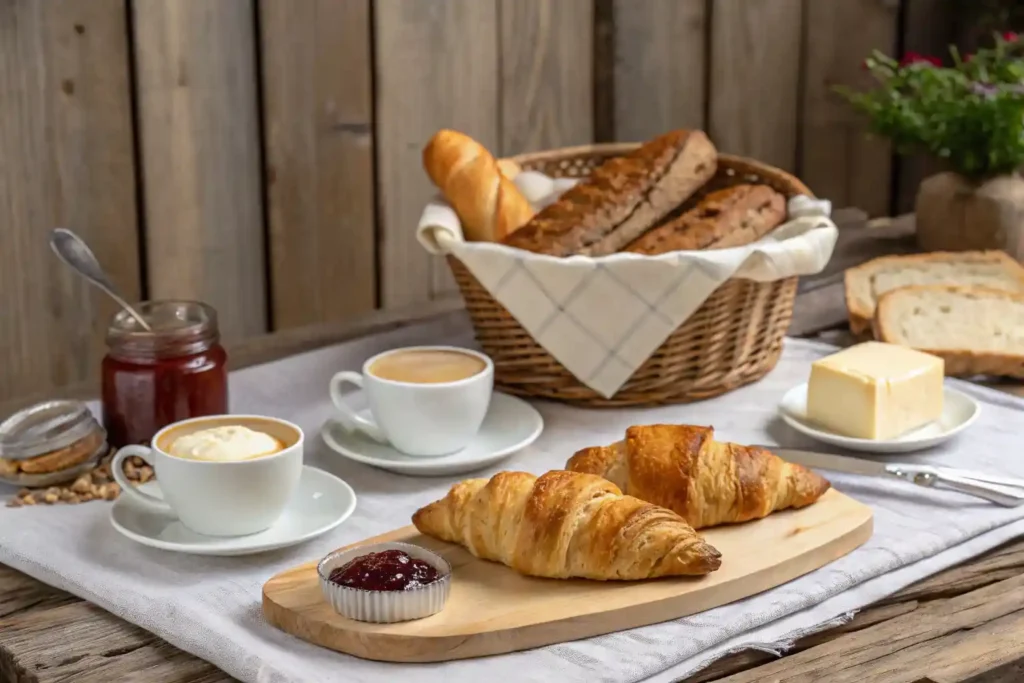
317,541 -> 451,623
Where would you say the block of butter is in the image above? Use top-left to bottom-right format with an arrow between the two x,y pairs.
807,341 -> 944,440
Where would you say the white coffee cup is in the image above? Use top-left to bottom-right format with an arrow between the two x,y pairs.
329,346 -> 494,457
111,415 -> 304,537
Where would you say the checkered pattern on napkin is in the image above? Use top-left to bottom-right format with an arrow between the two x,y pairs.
418,172 -> 838,398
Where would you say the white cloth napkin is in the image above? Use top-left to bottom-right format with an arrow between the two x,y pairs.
3,314 -> 1024,683
417,172 -> 838,398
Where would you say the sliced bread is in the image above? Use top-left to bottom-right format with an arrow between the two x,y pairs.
874,285 -> 1024,378
844,250 -> 1024,335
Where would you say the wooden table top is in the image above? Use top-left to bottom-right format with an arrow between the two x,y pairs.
3,211 -> 1023,683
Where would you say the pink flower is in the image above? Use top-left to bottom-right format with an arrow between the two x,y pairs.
900,51 -> 941,67
1003,31 -> 1019,42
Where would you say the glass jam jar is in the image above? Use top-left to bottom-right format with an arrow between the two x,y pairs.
101,301 -> 228,448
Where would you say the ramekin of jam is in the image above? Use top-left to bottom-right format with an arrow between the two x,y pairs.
317,542 -> 451,623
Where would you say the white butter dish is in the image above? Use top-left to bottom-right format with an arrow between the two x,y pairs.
318,541 -> 451,623
779,382 -> 979,454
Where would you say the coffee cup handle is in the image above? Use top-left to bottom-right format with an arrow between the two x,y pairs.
111,446 -> 174,514
329,371 -> 387,443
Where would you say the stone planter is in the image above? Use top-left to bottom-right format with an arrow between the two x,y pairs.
915,171 -> 1024,260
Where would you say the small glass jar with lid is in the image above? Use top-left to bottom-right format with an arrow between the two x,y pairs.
101,301 -> 229,448
0,400 -> 108,487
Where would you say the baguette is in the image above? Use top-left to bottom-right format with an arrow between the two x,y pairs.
422,130 -> 535,242
625,184 -> 786,255
844,250 -> 1024,336
501,130 -> 717,256
874,284 -> 1024,378
496,158 -> 522,180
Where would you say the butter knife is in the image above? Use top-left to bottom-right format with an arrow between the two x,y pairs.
763,446 -> 1024,508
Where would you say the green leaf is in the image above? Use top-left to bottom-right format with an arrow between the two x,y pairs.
835,41 -> 1024,178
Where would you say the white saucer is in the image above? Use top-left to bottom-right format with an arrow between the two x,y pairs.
110,466 -> 356,556
779,382 -> 980,454
321,392 -> 543,476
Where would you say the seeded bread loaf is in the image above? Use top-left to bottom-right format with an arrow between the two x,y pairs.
624,184 -> 786,255
844,250 -> 1024,335
501,130 -> 718,256
874,284 -> 1024,378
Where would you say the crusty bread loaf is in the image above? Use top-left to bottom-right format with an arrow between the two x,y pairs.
501,130 -> 718,256
422,130 -> 535,242
874,285 -> 1024,378
844,251 -> 1024,335
624,184 -> 786,255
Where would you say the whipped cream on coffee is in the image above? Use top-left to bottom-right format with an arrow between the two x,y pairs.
168,425 -> 283,462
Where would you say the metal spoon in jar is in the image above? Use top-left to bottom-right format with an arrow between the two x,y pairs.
49,228 -> 152,331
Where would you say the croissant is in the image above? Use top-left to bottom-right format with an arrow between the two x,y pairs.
422,129 -> 535,243
566,425 -> 830,530
412,470 -> 721,580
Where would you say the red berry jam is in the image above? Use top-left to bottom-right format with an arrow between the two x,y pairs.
328,550 -> 441,592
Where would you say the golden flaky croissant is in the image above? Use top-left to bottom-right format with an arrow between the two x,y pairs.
412,470 -> 721,580
422,129 -> 535,243
567,425 -> 830,530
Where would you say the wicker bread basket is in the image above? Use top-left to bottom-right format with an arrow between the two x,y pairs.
447,143 -> 814,406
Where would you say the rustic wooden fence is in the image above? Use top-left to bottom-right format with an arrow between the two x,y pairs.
0,0 -> 968,403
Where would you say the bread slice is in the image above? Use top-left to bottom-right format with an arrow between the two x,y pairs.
844,251 -> 1024,335
874,285 -> 1024,378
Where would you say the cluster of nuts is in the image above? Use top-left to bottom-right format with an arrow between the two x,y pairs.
6,451 -> 155,507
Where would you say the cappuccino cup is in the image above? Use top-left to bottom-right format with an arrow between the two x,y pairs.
111,415 -> 304,536
329,346 -> 493,457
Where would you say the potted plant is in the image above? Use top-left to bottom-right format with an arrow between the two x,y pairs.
839,33 -> 1024,258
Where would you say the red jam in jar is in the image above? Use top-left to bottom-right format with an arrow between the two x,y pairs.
101,301 -> 228,448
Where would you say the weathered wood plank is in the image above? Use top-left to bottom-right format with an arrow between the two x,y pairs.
878,542 -> 1024,606
260,0 -> 377,330
894,0 -> 958,215
499,0 -> 593,153
0,564 -> 78,620
708,0 -> 803,171
592,0 -> 615,142
800,0 -> 899,217
0,567 -> 231,683
686,602 -> 921,682
0,0 -> 140,404
132,0 -> 267,340
612,0 -> 707,141
711,559 -> 1024,682
375,0 -> 500,307
958,660 -> 1024,683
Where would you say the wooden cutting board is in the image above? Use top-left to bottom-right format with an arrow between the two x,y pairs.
263,489 -> 872,663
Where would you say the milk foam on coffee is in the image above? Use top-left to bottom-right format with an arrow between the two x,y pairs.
168,425 -> 284,462
369,349 -> 486,384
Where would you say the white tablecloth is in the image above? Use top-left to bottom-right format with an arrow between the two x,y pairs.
4,311 -> 1024,683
